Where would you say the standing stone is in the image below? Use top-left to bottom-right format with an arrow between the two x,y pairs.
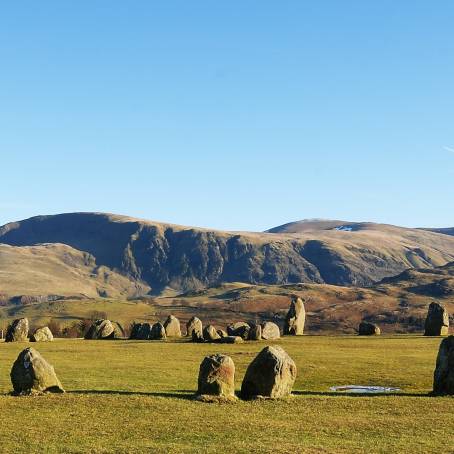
424,302 -> 449,336
5,318 -> 29,342
164,315 -> 181,337
433,335 -> 454,395
197,354 -> 236,398
227,322 -> 250,339
10,347 -> 64,394
203,325 -> 221,342
30,327 -> 53,342
241,346 -> 297,399
151,322 -> 166,340
358,321 -> 381,336
139,323 -> 153,340
248,324 -> 262,341
84,319 -> 116,340
217,329 -> 228,338
284,297 -> 305,335
186,317 -> 203,338
192,329 -> 205,343
129,323 -> 142,339
261,322 -> 281,340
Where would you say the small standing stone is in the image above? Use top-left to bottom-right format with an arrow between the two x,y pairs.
151,322 -> 167,340
84,319 -> 116,340
424,302 -> 449,336
5,318 -> 29,342
164,315 -> 181,337
284,297 -> 305,335
227,322 -> 250,339
248,324 -> 262,341
30,327 -> 53,342
186,317 -> 203,338
358,321 -> 381,336
241,346 -> 297,399
433,335 -> 454,395
203,325 -> 221,342
10,347 -> 64,394
197,354 -> 236,398
261,322 -> 280,340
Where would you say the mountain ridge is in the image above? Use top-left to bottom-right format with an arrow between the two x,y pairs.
1,212 -> 454,295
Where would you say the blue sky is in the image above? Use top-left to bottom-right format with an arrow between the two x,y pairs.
1,1 -> 453,231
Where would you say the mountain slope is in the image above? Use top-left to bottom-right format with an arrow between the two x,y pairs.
2,213 -> 454,294
0,243 -> 149,301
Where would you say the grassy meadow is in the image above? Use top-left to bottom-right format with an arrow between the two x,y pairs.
0,335 -> 452,453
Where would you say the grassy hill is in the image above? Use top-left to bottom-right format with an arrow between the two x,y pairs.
0,243 -> 149,302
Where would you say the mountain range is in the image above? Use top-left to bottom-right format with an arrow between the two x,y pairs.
1,212 -> 454,300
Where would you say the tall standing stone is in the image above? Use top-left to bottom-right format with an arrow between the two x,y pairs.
197,354 -> 236,398
10,347 -> 64,394
284,297 -> 305,335
164,315 -> 181,337
424,302 -> 449,336
241,346 -> 297,399
433,335 -> 454,395
186,317 -> 203,338
5,318 -> 29,342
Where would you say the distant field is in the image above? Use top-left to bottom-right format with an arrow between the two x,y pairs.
0,336 -> 452,453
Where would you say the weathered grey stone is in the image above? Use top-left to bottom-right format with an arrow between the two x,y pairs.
261,322 -> 280,340
227,322 -> 250,339
84,319 -> 116,340
164,315 -> 181,337
197,354 -> 236,398
192,329 -> 205,343
219,336 -> 244,344
151,322 -> 166,340
358,321 -> 381,336
10,347 -> 64,394
30,327 -> 53,342
5,318 -> 29,342
129,323 -> 142,339
248,324 -> 262,341
433,335 -> 454,395
424,302 -> 449,336
203,325 -> 221,342
241,346 -> 297,399
186,316 -> 203,338
284,297 -> 305,335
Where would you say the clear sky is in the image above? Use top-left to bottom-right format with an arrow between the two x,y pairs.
1,1 -> 453,231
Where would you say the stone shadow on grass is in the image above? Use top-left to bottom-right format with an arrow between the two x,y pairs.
293,390 -> 429,398
68,390 -> 194,400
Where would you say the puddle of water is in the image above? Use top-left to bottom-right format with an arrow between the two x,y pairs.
330,385 -> 401,394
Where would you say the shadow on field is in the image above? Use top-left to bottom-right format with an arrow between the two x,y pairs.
69,390 -> 194,400
293,390 -> 428,398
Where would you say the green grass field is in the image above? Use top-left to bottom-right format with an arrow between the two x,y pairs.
0,336 -> 452,453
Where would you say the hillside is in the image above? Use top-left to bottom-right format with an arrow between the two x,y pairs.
0,243 -> 149,302
1,263 -> 452,334
2,213 -> 454,295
